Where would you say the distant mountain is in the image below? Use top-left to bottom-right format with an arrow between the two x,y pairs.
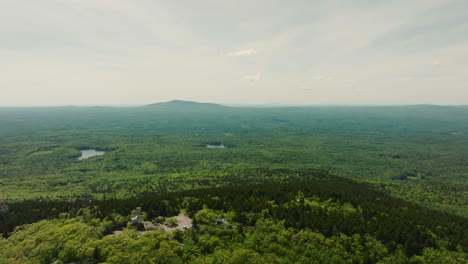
145,100 -> 224,108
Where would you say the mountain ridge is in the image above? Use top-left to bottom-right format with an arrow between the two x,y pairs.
145,99 -> 224,108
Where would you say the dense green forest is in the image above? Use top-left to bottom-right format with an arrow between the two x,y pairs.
1,169 -> 467,263
0,101 -> 467,262
1,102 -> 467,215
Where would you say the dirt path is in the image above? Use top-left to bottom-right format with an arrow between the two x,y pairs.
160,213 -> 192,232
110,214 -> 193,236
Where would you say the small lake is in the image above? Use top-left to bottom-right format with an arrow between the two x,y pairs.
206,144 -> 226,149
78,149 -> 106,160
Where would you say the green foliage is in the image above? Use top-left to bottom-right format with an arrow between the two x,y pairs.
166,217 -> 179,227
195,208 -> 217,225
1,174 -> 467,262
1,105 -> 468,262
0,218 -> 101,263
139,161 -> 159,174
2,210 -> 464,263
1,105 -> 467,217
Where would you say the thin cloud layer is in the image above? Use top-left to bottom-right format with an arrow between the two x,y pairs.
243,74 -> 261,82
0,0 -> 467,105
227,49 -> 257,57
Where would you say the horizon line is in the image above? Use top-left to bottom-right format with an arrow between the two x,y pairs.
1,101 -> 468,108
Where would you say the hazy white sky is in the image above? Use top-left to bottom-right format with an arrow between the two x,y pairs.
1,0 -> 467,106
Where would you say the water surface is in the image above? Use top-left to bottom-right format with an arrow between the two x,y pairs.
206,144 -> 226,149
78,149 -> 106,160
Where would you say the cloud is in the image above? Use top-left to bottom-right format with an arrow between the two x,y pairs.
311,75 -> 333,81
311,75 -> 325,80
243,73 -> 261,82
353,88 -> 367,93
1,1 -> 468,105
227,49 -> 257,57
301,88 -> 314,92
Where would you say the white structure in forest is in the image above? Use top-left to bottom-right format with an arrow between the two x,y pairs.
130,207 -> 141,225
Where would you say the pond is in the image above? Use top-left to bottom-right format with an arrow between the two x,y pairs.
78,149 -> 106,160
206,144 -> 226,149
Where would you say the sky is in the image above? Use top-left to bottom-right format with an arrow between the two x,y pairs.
1,0 -> 468,106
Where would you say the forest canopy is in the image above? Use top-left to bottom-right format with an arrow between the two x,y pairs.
0,104 -> 467,262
